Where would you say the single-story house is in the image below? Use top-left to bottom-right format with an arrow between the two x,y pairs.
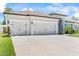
3,10 -> 67,36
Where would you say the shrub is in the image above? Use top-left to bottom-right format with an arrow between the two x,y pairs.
65,26 -> 75,34
3,27 -> 6,34
6,26 -> 10,36
3,26 -> 10,37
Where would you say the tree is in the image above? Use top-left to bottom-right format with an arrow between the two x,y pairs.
4,7 -> 12,13
2,7 -> 13,25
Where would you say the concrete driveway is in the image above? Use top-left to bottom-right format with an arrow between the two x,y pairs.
11,35 -> 79,56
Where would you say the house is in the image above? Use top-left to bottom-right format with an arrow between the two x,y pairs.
3,10 -> 67,36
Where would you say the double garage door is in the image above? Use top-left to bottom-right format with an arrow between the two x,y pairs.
9,20 -> 58,36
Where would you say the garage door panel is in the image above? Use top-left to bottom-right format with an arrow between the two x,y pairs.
9,20 -> 28,36
31,21 -> 57,35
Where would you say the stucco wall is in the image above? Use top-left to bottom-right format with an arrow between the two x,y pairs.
5,14 -> 30,25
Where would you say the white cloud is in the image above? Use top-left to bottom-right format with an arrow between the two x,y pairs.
29,8 -> 34,11
21,8 -> 28,11
0,0 -> 7,13
21,8 -> 34,11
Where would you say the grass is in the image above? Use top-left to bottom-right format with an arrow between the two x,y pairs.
0,33 -> 16,56
69,31 -> 79,37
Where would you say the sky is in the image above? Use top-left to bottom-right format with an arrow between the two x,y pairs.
0,3 -> 79,23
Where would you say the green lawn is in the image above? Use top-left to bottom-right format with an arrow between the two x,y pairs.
0,33 -> 15,56
69,32 -> 79,37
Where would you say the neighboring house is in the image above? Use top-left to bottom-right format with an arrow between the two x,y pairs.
65,20 -> 79,31
3,10 -> 67,36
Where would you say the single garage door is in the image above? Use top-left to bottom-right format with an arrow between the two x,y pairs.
9,20 -> 29,36
31,21 -> 58,35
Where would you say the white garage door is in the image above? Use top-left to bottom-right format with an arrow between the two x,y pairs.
31,21 -> 58,35
9,20 -> 29,36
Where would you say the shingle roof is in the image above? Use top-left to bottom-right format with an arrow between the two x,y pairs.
15,10 -> 49,16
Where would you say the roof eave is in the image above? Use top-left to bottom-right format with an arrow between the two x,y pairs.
49,13 -> 67,16
4,12 -> 61,19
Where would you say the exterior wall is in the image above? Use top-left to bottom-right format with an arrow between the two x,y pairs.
5,14 -> 60,36
5,14 -> 30,25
